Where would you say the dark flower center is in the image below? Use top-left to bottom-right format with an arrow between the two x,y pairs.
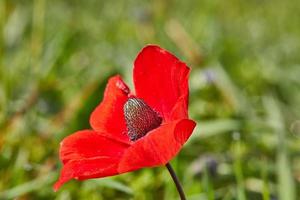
124,97 -> 162,141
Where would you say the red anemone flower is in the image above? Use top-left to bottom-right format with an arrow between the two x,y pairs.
54,45 -> 196,191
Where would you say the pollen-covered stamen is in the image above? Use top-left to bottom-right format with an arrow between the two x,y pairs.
124,97 -> 162,141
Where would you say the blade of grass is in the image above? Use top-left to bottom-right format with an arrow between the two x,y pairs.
190,119 -> 241,141
232,132 -> 246,200
264,96 -> 296,200
0,172 -> 56,199
84,179 -> 133,195
202,165 -> 215,200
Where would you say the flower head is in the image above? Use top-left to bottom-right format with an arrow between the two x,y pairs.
53,45 -> 196,191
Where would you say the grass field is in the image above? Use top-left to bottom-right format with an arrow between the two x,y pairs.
1,0 -> 300,199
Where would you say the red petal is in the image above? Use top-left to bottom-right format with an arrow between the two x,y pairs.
90,75 -> 130,143
53,157 -> 119,191
54,130 -> 129,191
133,45 -> 190,122
118,119 -> 196,173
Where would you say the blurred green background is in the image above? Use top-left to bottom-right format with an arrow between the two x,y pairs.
1,0 -> 300,199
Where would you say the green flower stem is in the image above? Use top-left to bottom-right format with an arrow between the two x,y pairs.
166,163 -> 186,200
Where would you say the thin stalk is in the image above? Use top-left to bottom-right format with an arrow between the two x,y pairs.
165,163 -> 186,200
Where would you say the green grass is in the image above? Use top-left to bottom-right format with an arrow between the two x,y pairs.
1,0 -> 300,199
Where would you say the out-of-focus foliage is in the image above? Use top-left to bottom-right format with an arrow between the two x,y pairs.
0,0 -> 300,199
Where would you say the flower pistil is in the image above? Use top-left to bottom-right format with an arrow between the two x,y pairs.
124,97 -> 162,141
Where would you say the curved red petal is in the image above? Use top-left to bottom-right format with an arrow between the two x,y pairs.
90,75 -> 130,143
170,95 -> 188,120
54,130 -> 129,191
133,45 -> 190,121
118,119 -> 196,173
53,157 -> 119,191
